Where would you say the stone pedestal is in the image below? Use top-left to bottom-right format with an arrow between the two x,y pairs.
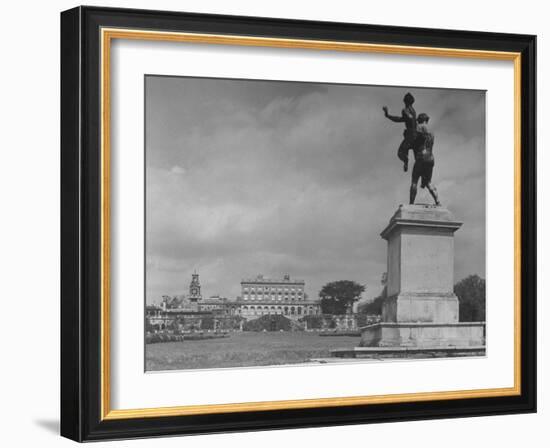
359,204 -> 485,350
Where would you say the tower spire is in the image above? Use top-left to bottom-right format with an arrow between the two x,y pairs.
189,271 -> 202,302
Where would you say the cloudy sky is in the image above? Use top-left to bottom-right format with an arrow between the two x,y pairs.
145,76 -> 485,304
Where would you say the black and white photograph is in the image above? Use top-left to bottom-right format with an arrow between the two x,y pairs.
52,3 -> 538,443
0,0 -> 542,444
144,76 -> 487,371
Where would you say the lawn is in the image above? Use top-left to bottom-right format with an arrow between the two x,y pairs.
145,331 -> 359,371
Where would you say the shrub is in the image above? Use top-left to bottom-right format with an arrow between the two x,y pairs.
455,275 -> 486,322
301,315 -> 324,329
243,314 -> 292,332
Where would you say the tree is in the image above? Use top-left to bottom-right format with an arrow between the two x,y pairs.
454,275 -> 486,322
358,285 -> 386,315
166,318 -> 181,333
319,280 -> 365,315
200,316 -> 215,330
145,318 -> 155,333
357,272 -> 386,316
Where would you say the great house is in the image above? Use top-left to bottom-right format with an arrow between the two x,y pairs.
235,274 -> 321,320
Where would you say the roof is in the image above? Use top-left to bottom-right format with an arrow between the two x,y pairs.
233,299 -> 320,305
163,310 -> 213,316
241,276 -> 305,285
202,297 -> 228,303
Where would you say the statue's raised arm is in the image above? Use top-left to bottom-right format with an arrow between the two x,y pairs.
383,92 -> 417,172
383,106 -> 405,123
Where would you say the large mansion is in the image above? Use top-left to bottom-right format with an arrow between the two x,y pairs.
147,273 -> 321,326
237,274 -> 320,319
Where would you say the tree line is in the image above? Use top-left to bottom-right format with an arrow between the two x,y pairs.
320,274 -> 486,322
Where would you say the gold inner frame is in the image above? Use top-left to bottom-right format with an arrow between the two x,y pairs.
100,27 -> 522,421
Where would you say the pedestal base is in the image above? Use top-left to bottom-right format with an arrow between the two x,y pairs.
330,345 -> 486,359
359,322 -> 485,348
382,293 -> 459,323
333,204 -> 487,361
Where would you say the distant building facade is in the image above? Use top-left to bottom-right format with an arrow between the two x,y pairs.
188,273 -> 202,302
156,273 -> 230,314
146,272 -> 323,333
147,273 -> 233,332
233,274 -> 321,320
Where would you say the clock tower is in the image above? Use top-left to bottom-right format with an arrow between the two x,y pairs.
188,272 -> 202,302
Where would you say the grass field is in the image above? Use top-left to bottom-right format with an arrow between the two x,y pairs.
145,332 -> 360,371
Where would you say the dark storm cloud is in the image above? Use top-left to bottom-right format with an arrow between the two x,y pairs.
145,76 -> 485,303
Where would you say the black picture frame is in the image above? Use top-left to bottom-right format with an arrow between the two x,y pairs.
61,5 -> 536,442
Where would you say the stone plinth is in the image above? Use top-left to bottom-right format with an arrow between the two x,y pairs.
381,204 -> 461,324
330,345 -> 486,359
359,204 -> 485,350
360,322 -> 485,348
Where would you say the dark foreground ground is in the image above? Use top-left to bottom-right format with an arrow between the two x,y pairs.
146,331 -> 360,371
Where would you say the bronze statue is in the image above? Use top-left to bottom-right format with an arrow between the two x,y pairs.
382,94 -> 440,206
410,113 -> 440,205
383,92 -> 417,172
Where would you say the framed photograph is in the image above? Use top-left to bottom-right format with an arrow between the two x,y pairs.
60,6 -> 536,442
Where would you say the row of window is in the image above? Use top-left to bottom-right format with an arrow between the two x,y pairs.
240,305 -> 317,316
242,295 -> 306,301
242,286 -> 303,294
